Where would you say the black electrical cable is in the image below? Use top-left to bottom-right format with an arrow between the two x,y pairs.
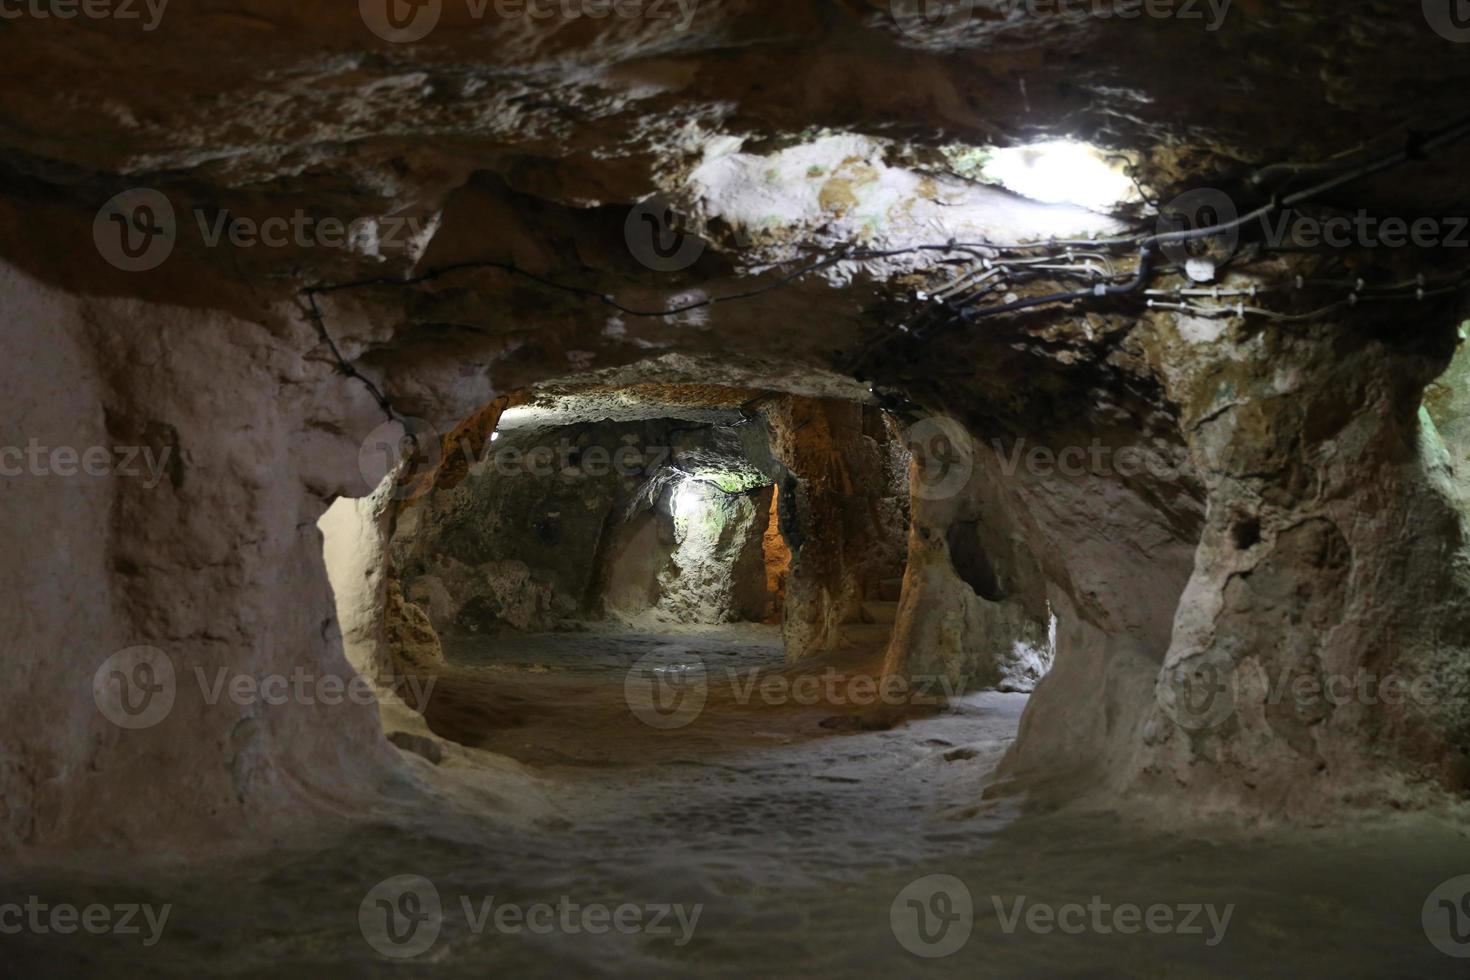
302,243 -> 983,322
1144,112 -> 1470,254
959,246 -> 1156,322
303,289 -> 399,423
944,112 -> 1470,323
305,108 -> 1470,410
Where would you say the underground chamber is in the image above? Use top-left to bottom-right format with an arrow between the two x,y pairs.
8,5 -> 1470,976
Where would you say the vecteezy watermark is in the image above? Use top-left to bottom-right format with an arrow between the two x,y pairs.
93,646 -> 435,730
93,646 -> 177,730
909,421 -> 1196,498
93,188 -> 176,273
889,876 -> 1234,957
357,875 -> 702,959
0,440 -> 173,488
1424,0 -> 1470,42
1156,186 -> 1470,277
624,194 -> 705,272
1259,211 -> 1470,251
93,188 -> 429,273
1157,651 -> 1443,733
1424,874 -> 1470,957
889,0 -> 1232,40
359,417 -> 443,501
357,417 -> 710,497
625,653 -> 708,729
1156,187 -> 1240,276
624,659 -> 968,729
992,895 -> 1234,946
190,209 -> 429,253
906,415 -> 973,501
359,0 -> 698,43
990,436 -> 1189,482
0,898 -> 171,946
1156,650 -> 1236,732
890,874 -> 973,958
475,438 -> 685,481
725,669 -> 963,710
0,0 -> 167,29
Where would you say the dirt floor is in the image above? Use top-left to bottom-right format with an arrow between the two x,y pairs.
426,625 -> 937,765
5,626 -> 1470,977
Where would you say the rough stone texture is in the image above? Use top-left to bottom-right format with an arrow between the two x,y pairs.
0,260 -> 400,861
598,505 -> 678,619
5,1 -> 1466,229
656,481 -> 774,623
393,418 -> 666,631
370,390 -> 914,653
876,281 -> 1470,820
764,397 -> 910,659
6,0 -> 1470,862
319,482 -> 397,682
1129,314 -> 1470,816
883,445 -> 1055,694
761,483 -> 793,622
383,578 -> 448,681
383,410 -> 785,637
1425,332 -> 1470,495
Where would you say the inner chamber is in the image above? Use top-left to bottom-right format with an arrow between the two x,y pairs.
320,381 -> 1052,767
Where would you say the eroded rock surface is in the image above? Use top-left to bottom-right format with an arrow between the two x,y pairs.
5,1 -> 1470,864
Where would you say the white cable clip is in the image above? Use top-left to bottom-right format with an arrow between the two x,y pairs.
1094,284 -> 1108,296
1295,275 -> 1304,290
1348,292 -> 1359,307
1236,301 -> 1245,317
1355,278 -> 1365,293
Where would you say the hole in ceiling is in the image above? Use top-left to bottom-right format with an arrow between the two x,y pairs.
979,140 -> 1141,213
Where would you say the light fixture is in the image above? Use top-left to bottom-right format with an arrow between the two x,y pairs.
980,140 -> 1138,213
673,479 -> 702,519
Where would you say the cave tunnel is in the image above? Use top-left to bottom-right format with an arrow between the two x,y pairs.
8,3 -> 1470,977
320,382 -> 1051,769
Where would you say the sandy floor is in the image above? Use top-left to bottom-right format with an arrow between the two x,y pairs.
6,627 -> 1470,977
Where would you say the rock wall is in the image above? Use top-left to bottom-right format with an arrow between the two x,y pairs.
875,293 -> 1470,819
598,505 -> 678,622
6,244 -> 1470,868
764,397 -> 910,660
345,391 -> 912,666
0,258 -> 399,862
882,429 -> 1055,693
5,0 -> 1470,857
655,481 -> 774,624
965,433 -> 1202,801
761,483 -> 793,622
1130,314 -> 1470,817
383,413 -> 782,637
319,482 -> 396,683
